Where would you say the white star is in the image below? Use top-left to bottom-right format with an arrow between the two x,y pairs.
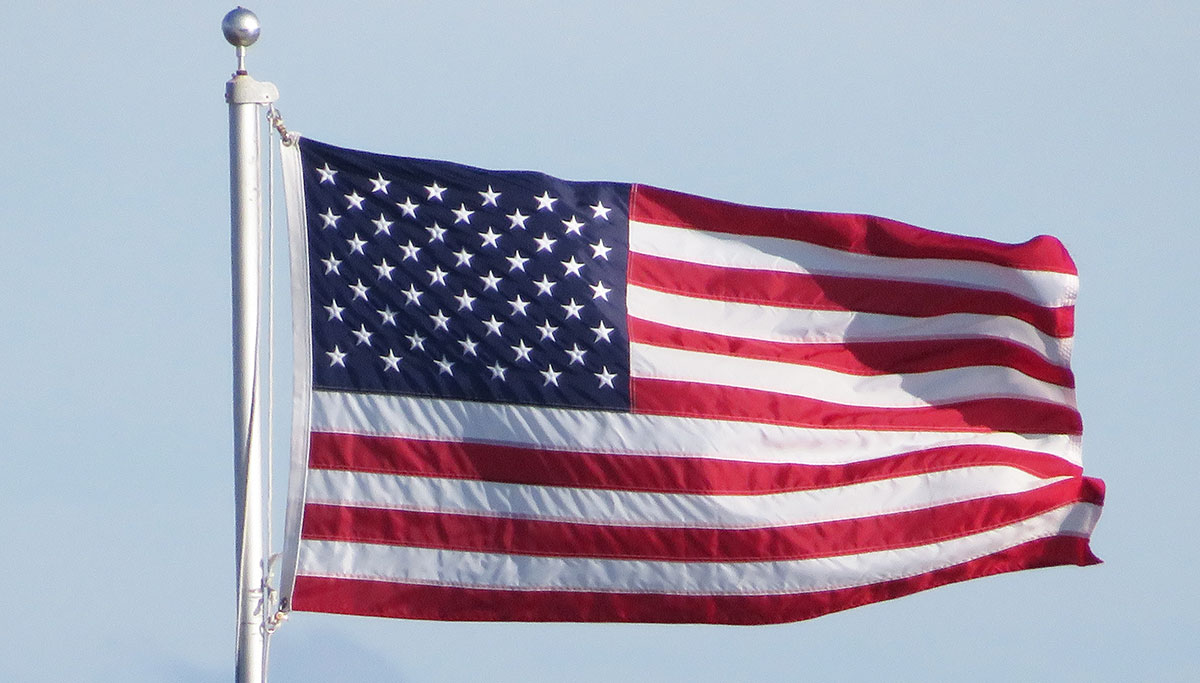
488,361 -> 507,380
482,315 -> 505,336
459,337 -> 479,356
352,324 -> 374,346
402,283 -> 423,306
534,191 -> 558,211
430,309 -> 450,331
369,173 -> 390,194
380,349 -> 402,372
321,253 -> 341,275
397,197 -> 419,218
453,247 -> 474,268
346,233 -> 367,255
590,201 -> 612,220
373,258 -> 395,281
434,357 -> 454,376
479,185 -> 501,207
323,299 -> 345,321
480,227 -> 502,248
425,182 -> 447,201
536,319 -> 559,341
507,209 -> 529,229
479,270 -> 502,291
452,203 -> 474,224
540,364 -> 562,387
590,240 -> 612,260
371,214 -> 393,235
426,222 -> 447,243
326,346 -> 346,367
349,279 -> 370,301
561,256 -> 585,277
511,339 -> 533,362
344,191 -> 365,210
316,164 -> 337,184
592,320 -> 614,342
399,240 -> 421,261
595,366 -> 618,388
561,298 -> 584,319
319,208 -> 339,229
427,265 -> 448,286
533,274 -> 556,297
405,330 -> 426,351
562,215 -> 585,235
589,281 -> 611,301
454,290 -> 476,311
509,295 -> 530,316
506,251 -> 530,272
378,306 -> 398,326
566,344 -> 587,365
533,233 -> 557,253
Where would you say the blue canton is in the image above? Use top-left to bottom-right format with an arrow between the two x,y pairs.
299,138 -> 631,410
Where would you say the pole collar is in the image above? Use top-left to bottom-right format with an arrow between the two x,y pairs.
226,74 -> 279,105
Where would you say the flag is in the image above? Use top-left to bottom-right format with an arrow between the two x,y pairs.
278,137 -> 1103,624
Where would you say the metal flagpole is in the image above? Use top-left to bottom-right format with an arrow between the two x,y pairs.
223,8 -> 278,683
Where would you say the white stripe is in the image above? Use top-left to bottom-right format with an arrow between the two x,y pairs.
630,220 -> 1078,308
630,342 -> 1076,408
305,466 -> 1068,529
296,502 -> 1101,595
628,284 -> 1073,368
310,390 -> 1083,466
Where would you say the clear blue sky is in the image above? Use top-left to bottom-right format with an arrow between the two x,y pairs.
2,2 -> 1196,681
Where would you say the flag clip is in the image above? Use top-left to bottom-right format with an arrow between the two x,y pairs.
267,105 -> 297,146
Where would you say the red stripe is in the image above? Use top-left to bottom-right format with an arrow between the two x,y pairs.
307,431 -> 1084,494
632,377 -> 1083,434
628,318 -> 1076,388
629,252 -> 1073,338
290,535 -> 1099,624
630,184 -> 1077,274
300,479 -> 1104,562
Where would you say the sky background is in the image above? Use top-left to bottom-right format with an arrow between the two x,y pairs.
2,1 -> 1196,681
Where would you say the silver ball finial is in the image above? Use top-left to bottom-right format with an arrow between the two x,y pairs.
222,7 -> 261,47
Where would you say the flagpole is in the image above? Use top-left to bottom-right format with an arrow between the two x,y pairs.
224,8 -> 278,683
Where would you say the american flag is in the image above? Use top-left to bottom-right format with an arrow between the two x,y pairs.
278,137 -> 1103,624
